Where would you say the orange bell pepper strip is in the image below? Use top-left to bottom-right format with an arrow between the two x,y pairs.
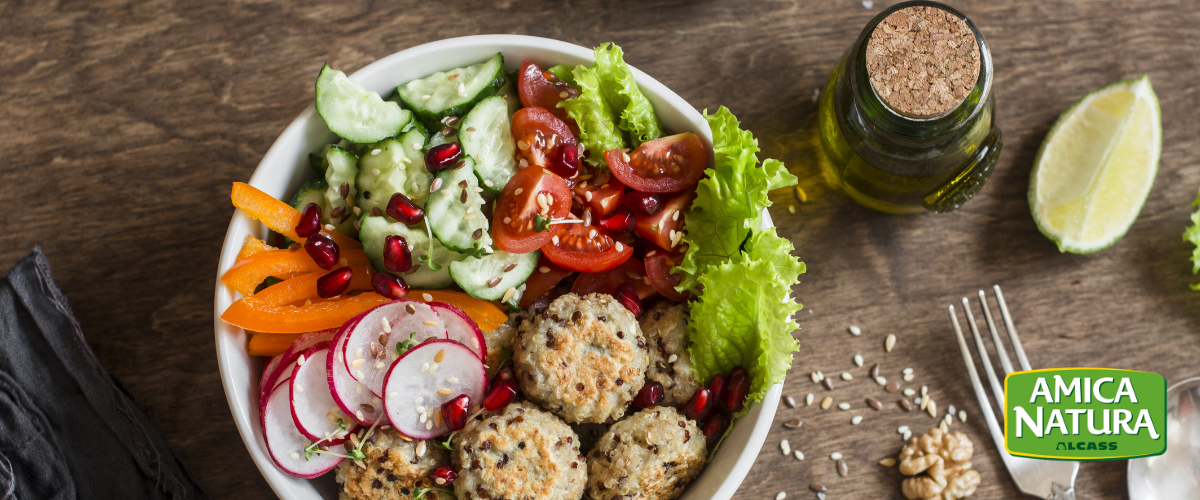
254,267 -> 373,306
246,332 -> 301,357
409,289 -> 508,331
236,235 -> 277,262
230,182 -> 361,250
221,293 -> 390,334
221,247 -> 370,297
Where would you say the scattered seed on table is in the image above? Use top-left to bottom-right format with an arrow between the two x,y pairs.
870,363 -> 880,379
879,457 -> 896,467
903,430 -> 913,440
865,397 -> 882,410
806,393 -> 815,406
885,334 -> 897,352
810,483 -> 827,493
837,459 -> 849,476
830,452 -> 843,460
821,396 -> 833,410
903,373 -> 915,382
775,492 -> 786,500
885,381 -> 901,392
899,398 -> 913,411
838,402 -> 851,411
781,439 -> 792,456
921,385 -> 928,396
849,325 -> 861,336
794,450 -> 805,460
944,414 -> 953,426
812,371 -> 825,383
959,410 -> 967,422
783,419 -> 802,429
898,425 -> 910,434
902,367 -> 913,375
903,388 -> 916,397
823,378 -> 835,391
853,353 -> 863,367
875,376 -> 887,386
928,400 -> 938,417
915,396 -> 923,406
784,395 -> 797,408
947,404 -> 957,416
938,420 -> 949,433
841,372 -> 853,381
851,415 -> 863,425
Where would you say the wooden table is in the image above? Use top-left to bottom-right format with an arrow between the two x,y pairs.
3,1 -> 1197,498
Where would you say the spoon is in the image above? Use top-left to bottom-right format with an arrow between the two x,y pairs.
1128,376 -> 1200,499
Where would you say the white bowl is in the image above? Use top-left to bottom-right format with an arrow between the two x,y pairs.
214,34 -> 782,500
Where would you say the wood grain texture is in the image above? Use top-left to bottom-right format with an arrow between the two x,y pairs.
2,0 -> 1198,498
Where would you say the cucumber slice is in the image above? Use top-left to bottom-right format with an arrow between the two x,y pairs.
425,131 -> 456,152
396,54 -> 506,129
449,250 -> 538,302
359,215 -> 465,289
315,65 -> 413,144
356,127 -> 432,217
424,157 -> 492,257
496,69 -> 523,117
460,95 -> 517,195
314,145 -> 359,238
289,179 -> 329,212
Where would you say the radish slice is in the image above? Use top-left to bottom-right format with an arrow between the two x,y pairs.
382,339 -> 487,439
289,342 -> 352,444
327,328 -> 384,426
261,330 -> 334,400
428,302 -> 487,362
262,380 -> 343,478
342,300 -> 446,397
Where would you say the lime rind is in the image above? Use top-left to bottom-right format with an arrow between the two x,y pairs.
1028,75 -> 1161,254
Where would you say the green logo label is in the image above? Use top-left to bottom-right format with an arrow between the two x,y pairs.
1004,368 -> 1166,460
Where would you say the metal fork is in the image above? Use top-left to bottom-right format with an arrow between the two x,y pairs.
948,285 -> 1079,500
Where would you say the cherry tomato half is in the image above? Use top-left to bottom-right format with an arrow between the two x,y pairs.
573,177 -> 625,217
512,107 -> 578,169
644,250 -> 691,302
493,166 -> 572,254
634,189 -> 695,251
519,256 -> 574,308
518,61 -> 580,134
541,222 -> 633,273
571,258 -> 657,300
605,132 -> 708,193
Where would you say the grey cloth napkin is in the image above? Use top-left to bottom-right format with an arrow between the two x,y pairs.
0,248 -> 208,499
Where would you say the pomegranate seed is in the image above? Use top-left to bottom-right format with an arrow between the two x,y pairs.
548,145 -> 580,179
724,366 -> 750,413
481,379 -> 518,412
634,381 -> 665,408
316,267 -> 353,298
304,233 -> 339,270
490,366 -> 515,386
597,207 -> 635,234
623,191 -> 661,216
371,272 -> 409,300
614,283 -> 642,316
425,142 -> 463,172
386,192 -> 425,225
701,411 -> 730,448
295,203 -> 322,238
684,387 -> 714,422
440,394 -> 470,432
431,465 -> 458,486
383,235 -> 412,272
708,374 -> 728,406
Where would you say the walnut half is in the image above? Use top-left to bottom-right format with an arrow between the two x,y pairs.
897,427 -> 981,500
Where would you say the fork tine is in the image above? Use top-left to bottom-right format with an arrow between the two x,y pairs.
948,305 -> 1006,451
993,285 -> 1032,371
977,290 -> 1015,375
961,297 -> 1007,412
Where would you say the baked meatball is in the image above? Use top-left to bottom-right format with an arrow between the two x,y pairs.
453,401 -> 587,500
483,311 -> 525,378
640,302 -> 699,407
586,407 -> 706,500
513,293 -> 648,423
335,428 -> 449,500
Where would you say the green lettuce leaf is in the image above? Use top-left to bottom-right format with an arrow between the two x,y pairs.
1184,186 -> 1200,290
592,43 -> 666,147
547,64 -> 577,86
558,65 -> 626,168
688,251 -> 804,401
674,107 -> 798,292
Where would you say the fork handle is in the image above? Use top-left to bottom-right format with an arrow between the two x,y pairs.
1047,482 -> 1075,500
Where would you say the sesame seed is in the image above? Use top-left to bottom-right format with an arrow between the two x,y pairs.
353,206 -> 361,215
552,235 -> 560,245
849,325 -> 862,335
423,320 -> 440,326
289,452 -> 299,460
295,384 -> 304,393
588,228 -> 597,239
841,372 -> 853,381
421,94 -> 431,100
780,439 -> 791,455
903,388 -> 916,397
425,420 -> 433,430
514,188 -> 524,195
428,363 -> 439,373
854,353 -> 863,367
559,91 -> 569,98
419,413 -> 427,424
539,266 -> 550,273
412,142 -> 421,150
830,452 -> 842,460
876,376 -> 887,385
356,370 -> 364,379
805,393 -> 814,406
904,373 -> 915,382
921,385 -> 928,396
668,354 -> 678,363
447,377 -> 459,384
904,430 -> 913,440
371,149 -> 381,156
615,242 -> 624,252
381,317 -> 391,333
519,159 -> 528,168
585,191 -> 593,202
671,210 -> 679,221
879,458 -> 896,467
421,363 -> 429,372
502,287 -> 517,303
794,450 -> 805,460
622,152 -> 631,162
885,334 -> 897,352
811,371 -> 824,383
517,140 -> 529,151
438,388 -> 453,396
851,415 -> 863,425
838,402 -> 851,411
457,82 -> 467,97
430,178 -> 443,192
355,384 -> 363,395
351,358 -> 365,368
903,367 -> 914,375
324,224 -> 336,231
775,493 -> 786,500
356,410 -> 364,420
959,410 -> 967,422
416,440 -> 427,457
374,361 -> 384,369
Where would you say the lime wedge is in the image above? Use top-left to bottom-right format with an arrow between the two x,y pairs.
1029,76 -> 1161,253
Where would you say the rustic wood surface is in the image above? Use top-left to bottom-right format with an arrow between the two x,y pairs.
3,0 -> 1198,498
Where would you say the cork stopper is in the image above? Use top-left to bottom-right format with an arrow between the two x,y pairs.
865,6 -> 981,119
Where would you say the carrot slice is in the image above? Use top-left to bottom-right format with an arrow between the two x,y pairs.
409,289 -> 509,331
247,333 -> 301,357
230,182 -> 360,250
221,248 -> 370,297
222,292 -> 389,333
254,268 -> 373,306
236,235 -> 277,262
